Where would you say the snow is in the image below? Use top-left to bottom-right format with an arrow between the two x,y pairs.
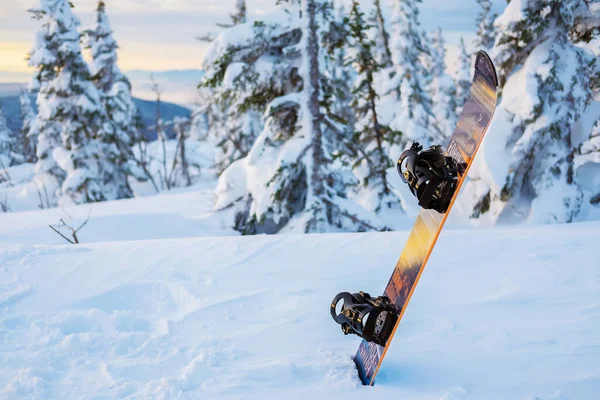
0,180 -> 234,247
214,158 -> 247,211
3,0 -> 600,392
0,138 -> 216,214
0,199 -> 599,398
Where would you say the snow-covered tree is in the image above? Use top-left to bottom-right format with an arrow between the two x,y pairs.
28,0 -> 113,206
213,0 -> 386,234
577,119 -> 600,205
426,27 -> 458,138
218,0 -> 247,28
347,1 -> 402,214
28,1 -> 66,202
324,1 -> 356,138
466,0 -> 598,224
86,0 -> 138,200
474,0 -> 497,51
387,0 -> 441,147
455,37 -> 471,116
198,0 -> 248,43
19,93 -> 37,163
368,0 -> 393,68
0,107 -> 13,168
195,0 -> 260,173
573,4 -> 600,211
169,117 -> 193,188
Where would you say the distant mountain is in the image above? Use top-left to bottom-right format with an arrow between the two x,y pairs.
133,98 -> 192,140
125,69 -> 205,108
0,83 -> 191,141
0,68 -> 204,108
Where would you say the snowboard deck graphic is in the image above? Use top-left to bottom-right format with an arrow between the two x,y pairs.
354,51 -> 499,386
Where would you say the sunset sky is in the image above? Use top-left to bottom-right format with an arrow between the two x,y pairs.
0,0 -> 504,82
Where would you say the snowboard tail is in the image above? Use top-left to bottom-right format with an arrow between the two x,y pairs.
354,51 -> 499,386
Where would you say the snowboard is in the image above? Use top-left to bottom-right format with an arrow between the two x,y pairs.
353,50 -> 499,386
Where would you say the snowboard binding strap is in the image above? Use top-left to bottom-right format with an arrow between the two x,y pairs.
397,142 -> 466,214
330,292 -> 400,347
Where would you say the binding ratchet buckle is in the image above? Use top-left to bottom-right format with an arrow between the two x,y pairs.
330,292 -> 400,347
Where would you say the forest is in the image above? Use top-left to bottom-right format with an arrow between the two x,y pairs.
0,0 -> 598,232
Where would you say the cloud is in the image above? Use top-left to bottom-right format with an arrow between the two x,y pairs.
0,0 -> 508,74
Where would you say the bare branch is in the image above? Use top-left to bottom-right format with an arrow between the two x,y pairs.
33,181 -> 51,209
0,159 -> 11,183
74,209 -> 92,235
197,33 -> 217,43
49,224 -> 75,244
48,209 -> 91,245
0,195 -> 10,212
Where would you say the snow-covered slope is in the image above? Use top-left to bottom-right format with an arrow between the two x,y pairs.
0,218 -> 599,399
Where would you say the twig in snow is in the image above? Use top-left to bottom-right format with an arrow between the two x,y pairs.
48,209 -> 92,244
34,181 -> 51,210
0,159 -> 11,183
0,195 -> 10,212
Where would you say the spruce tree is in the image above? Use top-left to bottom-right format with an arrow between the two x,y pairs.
169,117 -> 193,187
347,1 -> 402,214
474,0 -> 497,51
577,119 -> 600,205
0,107 -> 13,168
28,0 -> 67,203
572,3 -> 600,211
19,93 -> 37,163
427,28 -> 458,138
28,0 -> 111,205
468,0 -> 597,224
455,37 -> 471,116
212,0 -> 385,234
217,0 -> 247,28
368,0 -> 393,68
387,0 -> 441,147
86,0 -> 138,200
195,0 -> 260,173
328,2 -> 356,131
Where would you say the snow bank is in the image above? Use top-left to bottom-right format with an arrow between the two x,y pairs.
0,221 -> 599,398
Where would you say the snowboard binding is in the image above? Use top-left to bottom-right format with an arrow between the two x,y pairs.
330,292 -> 400,347
397,142 -> 466,214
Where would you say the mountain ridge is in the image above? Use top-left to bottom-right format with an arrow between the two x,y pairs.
0,83 -> 191,140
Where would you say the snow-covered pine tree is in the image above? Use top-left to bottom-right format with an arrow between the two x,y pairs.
387,0 -> 441,148
577,119 -> 600,205
368,0 -> 393,68
474,0 -> 497,51
86,0 -> 138,200
426,27 -> 458,138
325,1 -> 356,141
28,0 -> 112,205
198,0 -> 248,42
19,92 -> 37,163
455,37 -> 471,116
213,0 -> 386,234
195,0 -> 261,173
347,0 -> 402,214
169,117 -> 193,188
0,107 -> 14,169
28,1 -> 66,203
572,4 -> 600,212
468,0 -> 598,224
217,0 -> 247,28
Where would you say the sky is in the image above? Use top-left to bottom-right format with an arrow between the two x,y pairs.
0,0 -> 506,82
